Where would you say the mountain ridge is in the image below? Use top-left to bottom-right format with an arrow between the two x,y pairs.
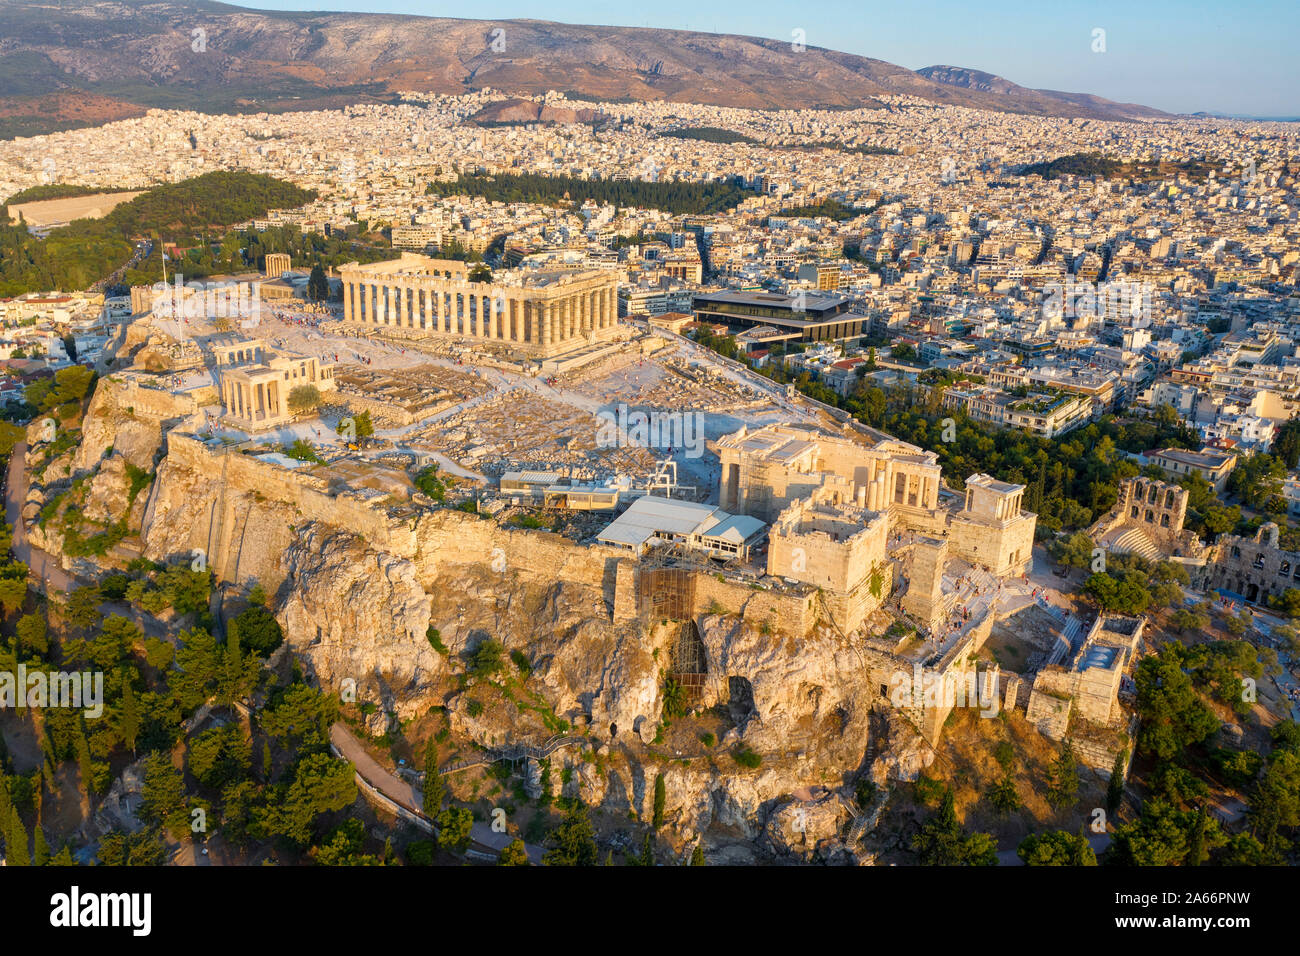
0,0 -> 1173,138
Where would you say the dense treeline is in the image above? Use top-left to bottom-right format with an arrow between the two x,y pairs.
772,198 -> 875,221
425,171 -> 753,215
0,172 -> 316,295
3,183 -> 129,206
658,127 -> 762,145
117,223 -> 397,288
1018,151 -> 1216,182
0,217 -> 134,296
100,172 -> 315,241
801,141 -> 901,156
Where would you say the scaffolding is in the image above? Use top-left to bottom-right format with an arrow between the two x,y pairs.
636,551 -> 709,707
636,564 -> 696,621
671,621 -> 708,706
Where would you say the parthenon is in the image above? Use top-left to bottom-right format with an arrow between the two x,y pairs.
339,253 -> 620,358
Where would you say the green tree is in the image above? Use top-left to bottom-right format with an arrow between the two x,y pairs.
259,683 -> 338,754
1051,531 -> 1096,571
306,263 -> 330,302
119,676 -> 141,755
690,842 -> 706,866
1047,741 -> 1080,810
652,773 -> 666,828
435,807 -> 473,854
0,578 -> 27,618
310,822 -> 381,866
1134,649 -> 1220,761
421,738 -> 445,818
187,725 -> 251,790
1106,749 -> 1128,815
1109,798 -> 1224,866
543,802 -> 599,866
231,603 -> 283,657
911,788 -> 997,865
32,824 -> 50,866
466,638 -> 505,680
49,844 -> 75,866
986,772 -> 1022,816
1275,417 -> 1300,469
6,807 -> 29,866
499,838 -> 529,866
1017,829 -> 1097,865
218,622 -> 259,705
287,384 -> 323,417
341,410 -> 373,440
95,828 -> 167,866
140,752 -> 188,839
14,613 -> 47,656
1186,805 -> 1209,866
1248,747 -> 1300,854
264,753 -> 357,846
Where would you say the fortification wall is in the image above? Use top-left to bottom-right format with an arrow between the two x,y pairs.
413,511 -> 621,600
692,574 -> 817,637
948,512 -> 1035,576
1026,669 -> 1075,740
144,434 -> 419,590
116,379 -> 200,421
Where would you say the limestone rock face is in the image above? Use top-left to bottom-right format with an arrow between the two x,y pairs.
277,524 -> 439,727
414,510 -> 661,740
83,454 -> 133,524
695,613 -> 872,758
434,564 -> 661,741
870,714 -> 935,786
764,793 -> 848,861
142,453 -> 299,589
73,380 -> 163,473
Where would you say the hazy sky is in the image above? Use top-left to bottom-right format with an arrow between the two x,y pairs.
236,0 -> 1298,117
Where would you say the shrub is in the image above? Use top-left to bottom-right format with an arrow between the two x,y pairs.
405,839 -> 436,866
467,639 -> 505,679
510,649 -> 532,676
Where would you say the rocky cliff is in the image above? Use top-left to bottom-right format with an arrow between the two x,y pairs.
34,381 -> 940,861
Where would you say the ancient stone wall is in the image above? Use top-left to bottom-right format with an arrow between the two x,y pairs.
947,510 -> 1036,576
145,434 -> 418,588
1198,522 -> 1300,604
1026,669 -> 1074,740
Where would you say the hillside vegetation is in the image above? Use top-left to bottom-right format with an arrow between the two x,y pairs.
0,171 -> 316,295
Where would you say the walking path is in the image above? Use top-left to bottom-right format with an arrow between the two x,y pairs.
329,723 -> 546,864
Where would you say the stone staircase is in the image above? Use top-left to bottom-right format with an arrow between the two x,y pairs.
1061,614 -> 1084,651
1043,613 -> 1085,667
